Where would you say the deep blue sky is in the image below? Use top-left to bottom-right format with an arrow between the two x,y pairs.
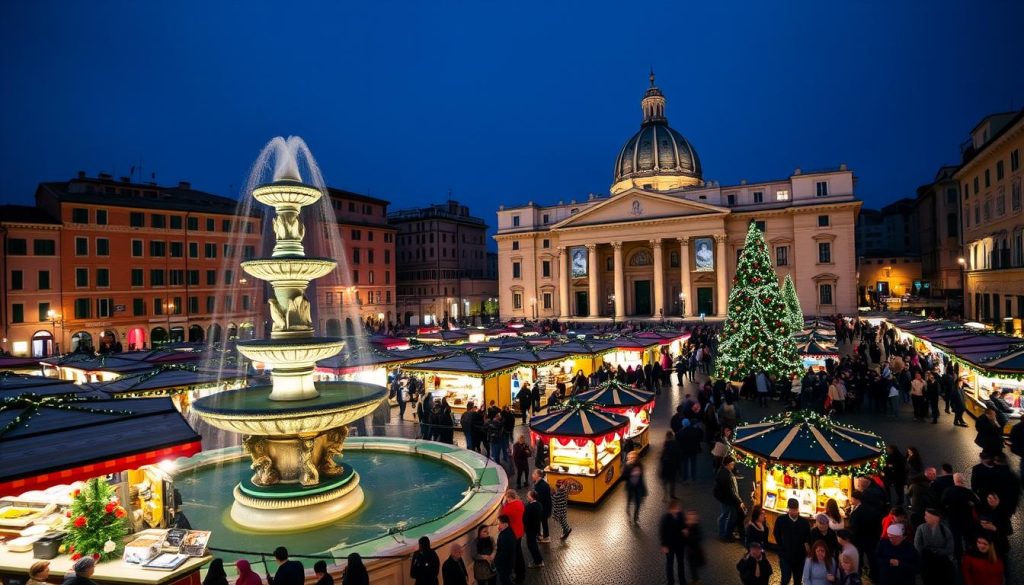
2,2 -> 1021,231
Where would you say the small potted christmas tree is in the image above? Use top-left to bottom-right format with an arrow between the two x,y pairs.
63,478 -> 129,562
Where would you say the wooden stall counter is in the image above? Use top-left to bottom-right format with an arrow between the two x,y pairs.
546,455 -> 623,505
0,550 -> 210,585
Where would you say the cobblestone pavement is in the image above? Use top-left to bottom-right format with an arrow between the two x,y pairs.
379,368 -> 1024,584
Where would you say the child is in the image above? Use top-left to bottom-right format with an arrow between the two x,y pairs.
682,510 -> 706,584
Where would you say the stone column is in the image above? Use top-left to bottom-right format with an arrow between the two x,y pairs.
557,247 -> 570,318
679,237 -> 691,317
651,239 -> 664,318
613,242 -> 625,319
715,234 -> 728,317
587,244 -> 599,318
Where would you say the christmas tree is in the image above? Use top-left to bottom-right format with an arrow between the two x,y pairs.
782,274 -> 804,333
715,223 -> 803,381
64,477 -> 129,562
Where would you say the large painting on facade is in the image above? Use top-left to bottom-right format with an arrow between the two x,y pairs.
694,237 -> 714,271
570,246 -> 588,278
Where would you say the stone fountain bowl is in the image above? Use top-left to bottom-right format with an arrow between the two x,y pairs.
236,337 -> 345,366
190,381 -> 387,436
241,257 -> 337,282
252,179 -> 323,208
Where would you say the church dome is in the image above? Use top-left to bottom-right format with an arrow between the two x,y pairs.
611,73 -> 702,195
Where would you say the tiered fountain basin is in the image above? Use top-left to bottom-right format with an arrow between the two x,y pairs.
190,381 -> 386,435
235,337 -> 345,367
251,179 -> 323,208
191,381 -> 387,530
171,438 -> 507,584
240,257 -> 337,283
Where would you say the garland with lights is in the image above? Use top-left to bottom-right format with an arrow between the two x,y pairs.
63,477 -> 129,562
0,393 -> 134,438
732,410 -> 886,477
890,327 -> 1024,382
715,223 -> 803,381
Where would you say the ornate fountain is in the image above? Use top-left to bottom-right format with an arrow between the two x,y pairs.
191,175 -> 386,531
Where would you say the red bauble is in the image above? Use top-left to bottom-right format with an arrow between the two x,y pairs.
73,516 -> 87,528
115,507 -> 126,518
104,502 -> 117,514
71,553 -> 82,561
92,554 -> 100,561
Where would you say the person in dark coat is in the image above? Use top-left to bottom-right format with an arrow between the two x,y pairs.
658,430 -> 682,500
847,490 -> 883,577
883,445 -> 907,505
974,407 -> 1004,455
531,470 -> 552,541
772,498 -> 811,585
440,543 -> 468,585
659,500 -> 686,585
713,456 -> 744,540
410,536 -> 441,585
266,547 -> 304,585
517,384 -> 532,424
737,541 -> 772,585
624,452 -> 648,524
203,559 -> 228,585
675,418 -> 702,482
340,554 -> 368,585
311,561 -> 333,585
949,380 -> 968,427
522,491 -> 544,567
874,523 -> 920,585
494,515 -> 517,585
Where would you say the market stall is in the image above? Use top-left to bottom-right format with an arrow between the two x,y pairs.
797,339 -> 841,372
545,339 -> 617,377
529,403 -> 629,504
401,353 -> 520,413
603,337 -> 661,370
0,382 -> 208,585
732,410 -> 885,542
575,381 -> 656,452
491,348 -> 589,413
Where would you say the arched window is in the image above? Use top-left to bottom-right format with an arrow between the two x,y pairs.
31,330 -> 54,358
629,249 -> 653,266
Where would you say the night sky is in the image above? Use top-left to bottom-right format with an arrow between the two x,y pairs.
2,1 -> 1021,236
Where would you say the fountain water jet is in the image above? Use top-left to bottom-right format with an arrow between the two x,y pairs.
191,139 -> 386,531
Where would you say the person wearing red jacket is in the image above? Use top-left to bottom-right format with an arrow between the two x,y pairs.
500,489 -> 526,581
961,534 -> 1005,585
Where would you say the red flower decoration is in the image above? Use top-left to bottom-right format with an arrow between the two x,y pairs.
92,553 -> 100,561
73,515 -> 87,528
114,507 -> 126,518
66,510 -> 72,518
72,489 -> 81,498
71,553 -> 82,561
105,502 -> 117,514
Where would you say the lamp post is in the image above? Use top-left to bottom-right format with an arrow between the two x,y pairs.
165,302 -> 175,345
957,257 -> 966,320
529,297 -> 537,321
678,292 -> 686,318
608,293 -> 616,326
46,309 -> 63,356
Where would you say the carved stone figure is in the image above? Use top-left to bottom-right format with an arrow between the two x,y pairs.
272,212 -> 305,242
268,295 -> 312,331
320,428 -> 348,476
243,435 -> 280,486
299,437 -> 319,486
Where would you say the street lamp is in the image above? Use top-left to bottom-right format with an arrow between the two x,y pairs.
678,292 -> 686,318
46,309 -> 63,356
608,293 -> 616,325
529,297 -> 537,321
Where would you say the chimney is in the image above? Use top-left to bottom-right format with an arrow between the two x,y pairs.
740,179 -> 747,185
794,168 -> 802,175
839,163 -> 848,171
178,181 -> 192,190
77,170 -> 86,179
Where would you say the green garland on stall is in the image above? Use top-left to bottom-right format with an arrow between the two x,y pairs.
0,393 -> 134,437
732,410 -> 887,477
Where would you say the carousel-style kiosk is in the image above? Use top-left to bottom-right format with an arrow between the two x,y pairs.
529,403 -> 628,504
575,381 -> 656,453
797,339 -> 840,372
732,410 -> 885,541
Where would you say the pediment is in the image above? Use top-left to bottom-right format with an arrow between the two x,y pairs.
552,189 -> 728,229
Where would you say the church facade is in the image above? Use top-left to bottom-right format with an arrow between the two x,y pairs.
495,75 -> 860,321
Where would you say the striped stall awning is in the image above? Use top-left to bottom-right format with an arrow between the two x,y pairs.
732,411 -> 883,466
529,403 -> 628,439
575,381 -> 656,409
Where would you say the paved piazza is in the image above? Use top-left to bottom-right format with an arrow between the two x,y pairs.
377,345 -> 1023,584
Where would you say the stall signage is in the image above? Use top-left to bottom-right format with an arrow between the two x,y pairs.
604,466 -> 615,485
559,478 -> 584,495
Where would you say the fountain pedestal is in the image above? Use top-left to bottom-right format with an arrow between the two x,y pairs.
191,177 -> 386,532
